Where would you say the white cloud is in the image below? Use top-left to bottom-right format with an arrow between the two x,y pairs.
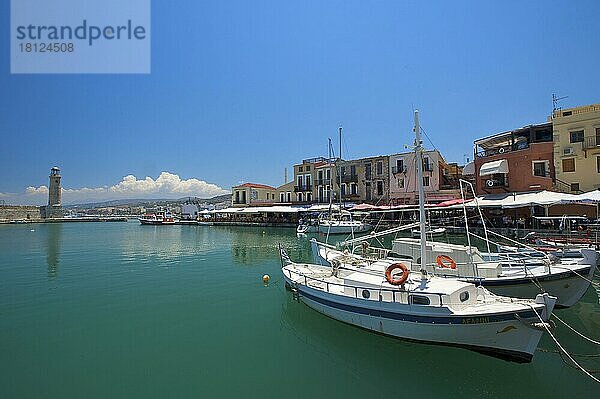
6,172 -> 229,205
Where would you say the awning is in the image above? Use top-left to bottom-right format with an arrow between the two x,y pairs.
479,159 -> 508,176
462,162 -> 475,175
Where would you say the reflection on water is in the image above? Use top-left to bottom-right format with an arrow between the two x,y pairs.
119,224 -> 226,264
228,227 -> 312,265
45,223 -> 62,278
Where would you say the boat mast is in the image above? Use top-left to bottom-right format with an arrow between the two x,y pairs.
338,126 -> 343,210
414,110 -> 427,275
328,138 -> 333,215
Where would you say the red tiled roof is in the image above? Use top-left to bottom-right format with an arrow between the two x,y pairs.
237,182 -> 276,190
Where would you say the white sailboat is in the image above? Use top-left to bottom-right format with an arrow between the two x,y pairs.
281,110 -> 557,362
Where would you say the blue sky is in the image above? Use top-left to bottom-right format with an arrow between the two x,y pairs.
1,0 -> 599,204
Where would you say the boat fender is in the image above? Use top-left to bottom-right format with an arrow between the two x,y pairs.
436,255 -> 457,269
498,147 -> 506,154
385,263 -> 409,286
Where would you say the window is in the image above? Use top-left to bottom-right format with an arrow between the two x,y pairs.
396,159 -> 404,173
570,130 -> 584,143
597,156 -> 600,173
365,163 -> 372,180
365,182 -> 371,201
571,183 -> 580,192
562,158 -> 575,172
305,175 -> 311,187
280,193 -> 285,202
341,166 -> 346,176
459,291 -> 469,302
409,295 -> 430,305
298,193 -> 303,202
325,169 -> 331,180
423,176 -> 430,186
351,183 -> 357,195
286,192 -> 291,202
297,175 -> 303,187
305,166 -> 311,171
422,157 -> 431,171
306,192 -> 312,202
377,181 -> 384,196
397,178 -> 404,188
362,290 -> 370,299
533,161 -> 548,177
350,165 -> 356,176
341,184 -> 346,196
376,161 -> 383,175
298,166 -> 303,172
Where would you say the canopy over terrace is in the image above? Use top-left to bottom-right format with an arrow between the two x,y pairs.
212,206 -> 302,214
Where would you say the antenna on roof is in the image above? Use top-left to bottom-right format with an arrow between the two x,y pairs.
552,93 -> 568,113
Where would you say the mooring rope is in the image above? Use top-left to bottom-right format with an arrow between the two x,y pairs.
530,305 -> 600,384
552,313 -> 600,346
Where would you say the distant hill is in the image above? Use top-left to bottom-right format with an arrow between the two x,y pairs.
64,194 -> 231,209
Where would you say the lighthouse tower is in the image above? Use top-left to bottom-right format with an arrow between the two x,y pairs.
42,166 -> 63,219
49,167 -> 62,206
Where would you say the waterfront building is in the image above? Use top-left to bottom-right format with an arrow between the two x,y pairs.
473,123 -> 554,195
231,183 -> 277,207
551,103 -> 600,193
276,181 -> 295,204
292,157 -> 339,204
338,159 -> 362,203
356,155 -> 390,204
389,150 -> 460,204
181,198 -> 199,220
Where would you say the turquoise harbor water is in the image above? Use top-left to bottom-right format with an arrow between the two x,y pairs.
0,221 -> 598,398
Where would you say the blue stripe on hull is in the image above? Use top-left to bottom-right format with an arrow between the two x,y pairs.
461,267 -> 592,287
298,288 -> 536,324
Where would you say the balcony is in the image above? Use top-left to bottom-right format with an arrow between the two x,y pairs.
583,136 -> 600,150
315,179 -> 331,186
294,185 -> 313,192
342,192 -> 360,199
340,174 -> 358,183
482,177 -> 509,189
475,142 -> 530,159
391,166 -> 406,174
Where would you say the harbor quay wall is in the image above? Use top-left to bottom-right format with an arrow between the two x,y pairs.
0,205 -> 41,222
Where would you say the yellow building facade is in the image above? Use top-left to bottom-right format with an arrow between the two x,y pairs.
552,103 -> 600,193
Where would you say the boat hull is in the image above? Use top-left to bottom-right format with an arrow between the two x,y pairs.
465,265 -> 594,308
318,223 -> 371,234
287,280 -> 545,363
312,240 -> 597,307
139,219 -> 176,225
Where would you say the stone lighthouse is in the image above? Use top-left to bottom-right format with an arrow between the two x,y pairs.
42,167 -> 62,218
49,167 -> 62,206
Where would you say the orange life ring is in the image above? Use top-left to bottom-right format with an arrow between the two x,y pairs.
385,263 -> 410,285
436,255 -> 457,269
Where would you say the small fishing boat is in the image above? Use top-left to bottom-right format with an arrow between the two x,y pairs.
410,226 -> 446,237
318,217 -> 372,234
281,250 -> 555,362
139,210 -> 177,225
297,211 -> 371,235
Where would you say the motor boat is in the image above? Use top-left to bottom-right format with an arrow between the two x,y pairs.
139,210 -> 177,225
